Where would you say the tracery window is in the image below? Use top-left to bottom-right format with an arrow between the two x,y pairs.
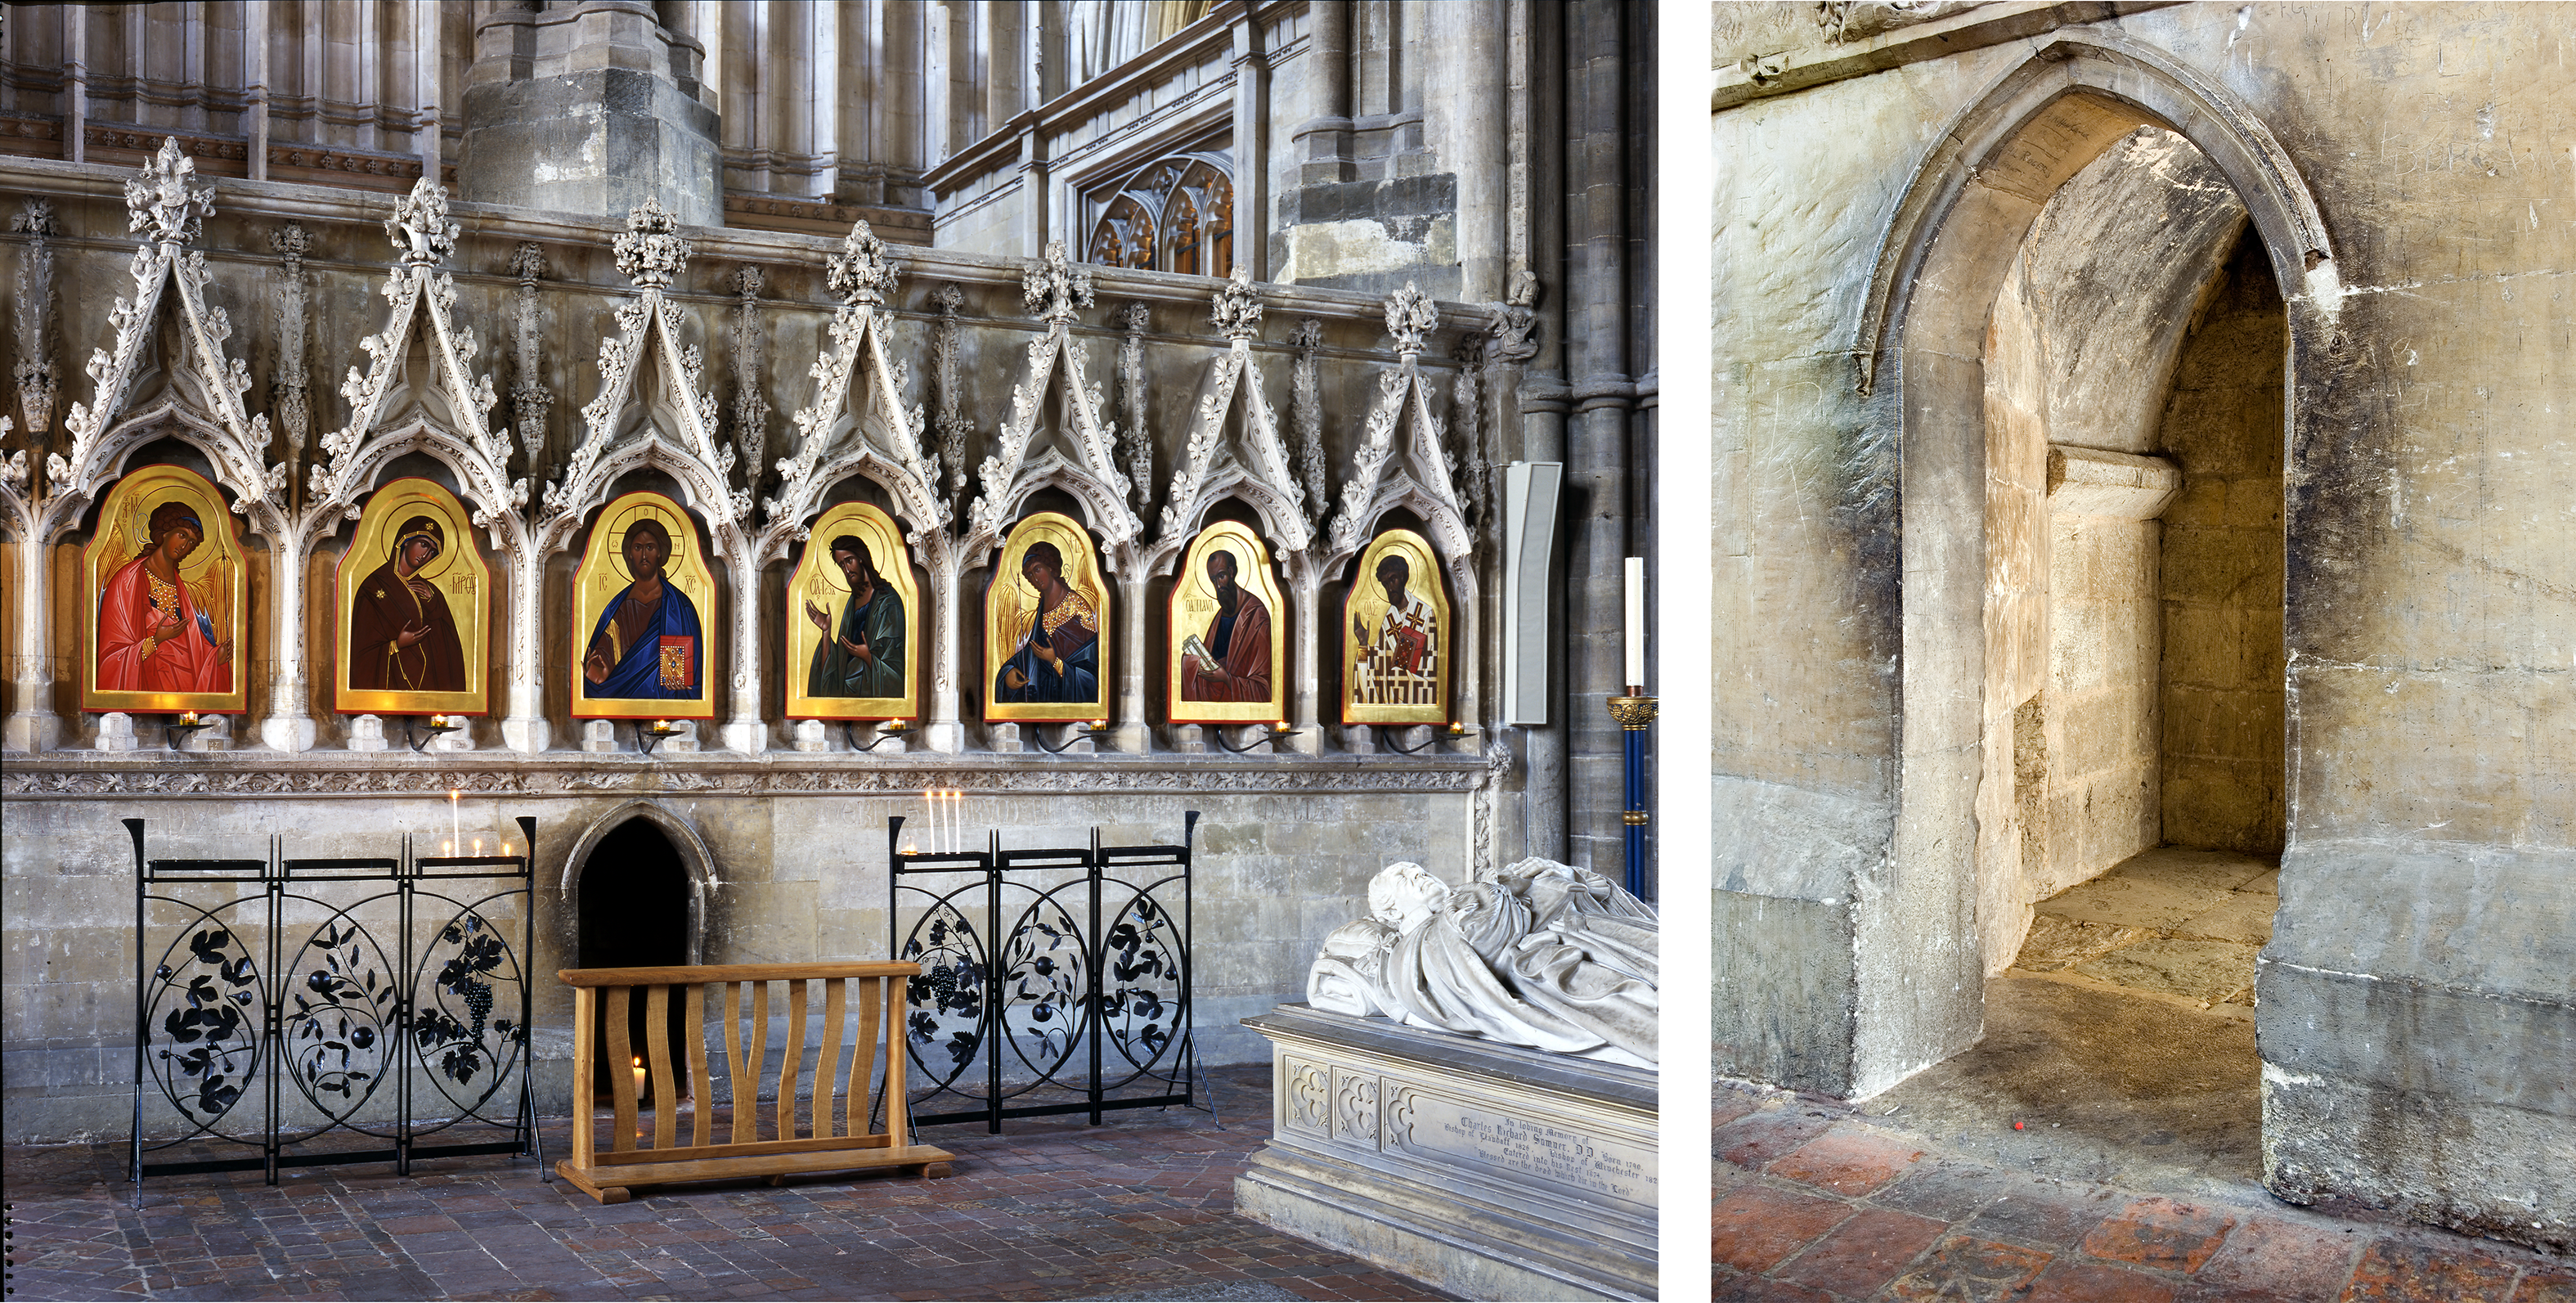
1084,154 -> 1233,279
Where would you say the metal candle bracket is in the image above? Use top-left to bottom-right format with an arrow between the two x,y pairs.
632,719 -> 684,755
164,714 -> 213,751
1607,693 -> 1658,901
1212,723 -> 1302,753
1029,721 -> 1115,754
405,716 -> 463,752
846,718 -> 910,751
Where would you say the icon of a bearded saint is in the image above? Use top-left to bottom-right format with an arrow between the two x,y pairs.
347,515 -> 469,693
994,541 -> 1099,703
96,501 -> 233,693
803,533 -> 905,699
1180,548 -> 1272,702
1352,551 -> 1438,703
581,516 -> 703,699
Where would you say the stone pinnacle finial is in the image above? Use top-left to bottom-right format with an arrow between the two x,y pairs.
1384,282 -> 1439,358
124,137 -> 215,247
1022,239 -> 1094,326
826,219 -> 900,307
1211,265 -> 1263,343
384,175 -> 460,267
613,195 -> 693,290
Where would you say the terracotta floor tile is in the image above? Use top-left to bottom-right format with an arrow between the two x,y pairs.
1712,1270 -> 1839,1303
1773,1206 -> 1948,1296
2512,1271 -> 2576,1303
1965,1187 -> 2120,1249
2083,1197 -> 2241,1273
2192,1217 -> 2367,1301
1717,1109 -> 1842,1172
2027,1259 -> 2181,1303
1712,1183 -> 1859,1274
2339,1239 -> 2520,1303
1767,1129 -> 1927,1197
1884,1234 -> 2054,1302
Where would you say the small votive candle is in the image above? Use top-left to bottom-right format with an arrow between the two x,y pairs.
1272,719 -> 1292,734
1447,721 -> 1467,735
179,712 -> 200,726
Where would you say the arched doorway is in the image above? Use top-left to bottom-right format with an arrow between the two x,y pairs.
1851,33 -> 2336,1127
568,805 -> 711,1103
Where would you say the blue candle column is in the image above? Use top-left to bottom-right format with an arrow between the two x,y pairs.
1607,694 -> 1658,899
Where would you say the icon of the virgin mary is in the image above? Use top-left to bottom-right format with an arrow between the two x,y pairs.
346,514 -> 469,693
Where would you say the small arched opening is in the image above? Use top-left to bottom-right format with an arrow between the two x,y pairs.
566,804 -> 711,1103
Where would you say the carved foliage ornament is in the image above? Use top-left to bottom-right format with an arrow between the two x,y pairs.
613,195 -> 692,290
125,137 -> 215,246
384,174 -> 460,267
1210,265 -> 1262,343
11,200 -> 60,438
825,220 -> 900,307
1023,239 -> 1094,326
1383,281 -> 1438,358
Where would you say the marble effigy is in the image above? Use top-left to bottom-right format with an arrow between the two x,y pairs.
1237,859 -> 1658,1301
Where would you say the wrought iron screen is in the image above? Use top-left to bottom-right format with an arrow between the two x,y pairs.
887,812 -> 1205,1132
124,817 -> 541,1197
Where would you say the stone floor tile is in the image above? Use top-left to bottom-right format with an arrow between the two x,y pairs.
1883,1234 -> 2054,1302
1712,1270 -> 1839,1303
1712,1182 -> 1858,1274
2513,1273 -> 2576,1303
2082,1196 -> 2241,1272
1771,1206 -> 1948,1297
2339,1239 -> 2522,1303
1766,1129 -> 1926,1197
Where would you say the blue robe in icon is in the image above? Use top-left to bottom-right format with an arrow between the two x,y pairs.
581,581 -> 703,699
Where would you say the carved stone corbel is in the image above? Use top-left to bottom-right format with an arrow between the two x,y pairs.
508,242 -> 552,486
1114,302 -> 1151,517
729,263 -> 770,499
10,200 -> 60,451
267,221 -> 313,474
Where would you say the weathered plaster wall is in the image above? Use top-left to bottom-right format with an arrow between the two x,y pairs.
0,766 -> 1479,1143
1715,2 -> 2574,1247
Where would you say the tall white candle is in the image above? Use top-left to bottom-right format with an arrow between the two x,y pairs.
450,789 -> 460,857
1623,557 -> 1646,690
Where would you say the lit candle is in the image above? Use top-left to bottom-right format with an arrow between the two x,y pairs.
631,1056 -> 647,1100
1273,719 -> 1291,734
450,789 -> 461,856
471,837 -> 482,856
1623,556 -> 1646,690
430,714 -> 447,728
1448,721 -> 1466,736
179,711 -> 200,726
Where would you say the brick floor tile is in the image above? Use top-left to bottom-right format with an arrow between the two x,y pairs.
2028,1259 -> 2180,1303
2513,1272 -> 2576,1303
2192,1216 -> 2367,1301
1885,1234 -> 2055,1302
2082,1197 -> 2241,1272
1967,1187 -> 2120,1249
2339,1238 -> 2521,1302
1712,1183 -> 1858,1274
1717,1108 -> 1842,1172
1774,1206 -> 1949,1296
1767,1129 -> 1927,1197
1868,1162 -> 2025,1222
1713,1269 -> 1839,1303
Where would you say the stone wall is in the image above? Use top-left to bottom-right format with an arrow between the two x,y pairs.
1716,2 -> 2574,1249
0,755 -> 1485,1143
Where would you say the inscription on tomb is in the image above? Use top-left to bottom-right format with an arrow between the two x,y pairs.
1384,1083 -> 1654,1210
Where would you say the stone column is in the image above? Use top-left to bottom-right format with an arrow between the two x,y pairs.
459,0 -> 721,226
1507,0 -> 1569,861
259,524 -> 318,753
1113,566 -> 1150,753
1563,0 -> 1631,878
4,533 -> 59,753
1229,16 -> 1270,280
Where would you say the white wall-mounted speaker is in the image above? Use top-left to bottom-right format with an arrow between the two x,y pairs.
1502,461 -> 1563,726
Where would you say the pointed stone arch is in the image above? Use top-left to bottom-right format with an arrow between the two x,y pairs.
1829,29 -> 2339,1099
559,798 -> 720,967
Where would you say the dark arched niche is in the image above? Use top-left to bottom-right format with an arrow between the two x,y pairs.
563,800 -> 715,1099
